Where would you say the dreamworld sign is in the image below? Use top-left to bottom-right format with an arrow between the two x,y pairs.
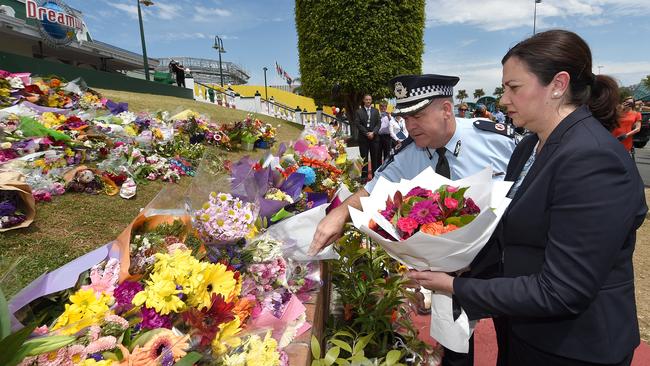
25,0 -> 83,46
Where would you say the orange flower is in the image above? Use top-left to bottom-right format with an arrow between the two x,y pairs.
49,78 -> 61,88
232,296 -> 255,323
421,221 -> 459,236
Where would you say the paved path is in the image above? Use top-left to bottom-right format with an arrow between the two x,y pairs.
635,146 -> 650,187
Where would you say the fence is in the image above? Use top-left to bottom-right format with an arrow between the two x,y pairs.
194,82 -> 350,136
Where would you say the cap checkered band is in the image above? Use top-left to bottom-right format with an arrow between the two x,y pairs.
398,84 -> 454,103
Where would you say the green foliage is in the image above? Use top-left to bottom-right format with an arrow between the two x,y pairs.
296,0 -> 425,117
643,75 -> 650,89
456,89 -> 468,103
473,88 -> 485,100
493,86 -> 504,99
619,86 -> 633,102
311,332 -> 406,366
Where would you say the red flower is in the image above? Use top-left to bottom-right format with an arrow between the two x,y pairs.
397,217 -> 418,237
183,293 -> 235,346
444,197 -> 458,210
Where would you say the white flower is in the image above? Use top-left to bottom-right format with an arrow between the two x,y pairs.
7,76 -> 24,89
1,142 -> 11,149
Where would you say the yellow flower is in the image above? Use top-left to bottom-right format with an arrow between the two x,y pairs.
83,359 -> 115,366
153,250 -> 203,291
335,153 -> 347,165
33,159 -> 46,168
188,263 -> 237,309
152,128 -> 163,139
211,316 -> 242,356
52,289 -> 112,335
132,272 -> 185,315
124,125 -> 137,137
304,134 -> 318,146
246,331 -> 280,366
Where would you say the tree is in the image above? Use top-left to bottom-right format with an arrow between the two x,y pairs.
643,75 -> 650,89
456,89 -> 468,103
619,86 -> 633,102
493,86 -> 504,99
296,0 -> 425,139
473,88 -> 485,100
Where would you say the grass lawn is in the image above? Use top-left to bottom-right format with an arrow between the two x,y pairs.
0,89 -> 304,297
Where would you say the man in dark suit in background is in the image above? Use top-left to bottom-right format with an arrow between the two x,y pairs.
353,94 -> 381,179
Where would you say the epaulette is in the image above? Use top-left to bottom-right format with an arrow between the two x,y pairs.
473,119 -> 515,138
376,137 -> 414,173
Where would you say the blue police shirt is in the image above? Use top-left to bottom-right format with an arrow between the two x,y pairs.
364,117 -> 516,192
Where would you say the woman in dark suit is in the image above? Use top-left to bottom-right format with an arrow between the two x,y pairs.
409,30 -> 647,365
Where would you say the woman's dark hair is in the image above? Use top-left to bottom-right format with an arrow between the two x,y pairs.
502,29 -> 619,131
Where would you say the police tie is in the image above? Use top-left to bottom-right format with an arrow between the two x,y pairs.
435,147 -> 462,321
435,148 -> 450,179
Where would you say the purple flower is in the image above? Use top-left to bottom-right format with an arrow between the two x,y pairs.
408,200 -> 441,224
406,187 -> 431,198
0,200 -> 16,216
380,201 -> 397,220
140,307 -> 172,330
460,198 -> 481,215
114,281 -> 143,312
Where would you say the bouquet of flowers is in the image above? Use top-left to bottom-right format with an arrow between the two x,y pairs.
193,192 -> 258,245
372,184 -> 481,240
349,167 -> 512,272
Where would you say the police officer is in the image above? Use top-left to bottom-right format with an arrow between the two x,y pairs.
309,74 -> 516,366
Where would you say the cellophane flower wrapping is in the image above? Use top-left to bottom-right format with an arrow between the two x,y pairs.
349,167 -> 513,272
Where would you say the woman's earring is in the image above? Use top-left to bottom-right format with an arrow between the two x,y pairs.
553,91 -> 561,98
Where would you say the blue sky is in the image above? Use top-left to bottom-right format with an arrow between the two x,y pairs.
65,0 -> 650,101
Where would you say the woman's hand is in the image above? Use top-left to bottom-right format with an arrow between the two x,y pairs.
406,271 -> 455,294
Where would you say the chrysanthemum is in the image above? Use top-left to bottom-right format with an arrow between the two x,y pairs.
84,336 -> 117,354
37,347 -> 66,366
408,200 -> 441,225
211,316 -> 243,356
132,272 -> 185,315
52,289 -> 112,335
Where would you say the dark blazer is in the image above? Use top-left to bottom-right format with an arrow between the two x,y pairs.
353,106 -> 381,138
455,106 -> 647,364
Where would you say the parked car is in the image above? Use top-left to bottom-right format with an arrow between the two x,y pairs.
633,111 -> 650,148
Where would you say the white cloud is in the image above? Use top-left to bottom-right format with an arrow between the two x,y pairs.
594,61 -> 650,86
459,39 -> 476,47
106,3 -> 138,20
158,32 -> 209,41
425,0 -> 649,31
192,6 -> 232,22
155,2 -> 182,20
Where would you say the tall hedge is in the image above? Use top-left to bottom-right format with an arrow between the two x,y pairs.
295,0 -> 425,136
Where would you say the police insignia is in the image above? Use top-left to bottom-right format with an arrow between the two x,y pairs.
473,120 -> 514,138
394,82 -> 408,99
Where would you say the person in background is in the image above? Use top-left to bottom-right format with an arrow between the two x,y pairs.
389,115 -> 408,150
408,29 -> 647,366
473,104 -> 494,120
457,103 -> 469,117
353,94 -> 381,180
378,100 -> 394,164
612,97 -> 642,156
493,107 -> 506,123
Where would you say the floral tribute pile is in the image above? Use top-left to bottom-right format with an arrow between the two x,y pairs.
0,70 -> 278,230
3,106 -> 363,365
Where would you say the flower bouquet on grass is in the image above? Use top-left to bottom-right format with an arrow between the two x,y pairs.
350,167 -> 512,272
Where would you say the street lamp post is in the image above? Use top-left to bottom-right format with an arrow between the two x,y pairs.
263,67 -> 268,101
213,36 -> 226,87
533,0 -> 542,35
598,65 -> 604,74
137,0 -> 154,81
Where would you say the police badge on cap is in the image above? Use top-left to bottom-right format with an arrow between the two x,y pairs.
390,74 -> 460,116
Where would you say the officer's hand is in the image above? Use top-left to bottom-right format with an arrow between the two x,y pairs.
308,208 -> 348,256
617,134 -> 627,141
367,132 -> 374,139
406,270 -> 455,294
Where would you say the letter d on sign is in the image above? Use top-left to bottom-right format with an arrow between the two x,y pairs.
26,0 -> 37,18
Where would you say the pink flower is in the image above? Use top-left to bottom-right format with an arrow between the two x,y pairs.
397,217 -> 419,236
408,200 -> 441,224
81,258 -> 120,295
84,335 -> 117,354
33,325 -> 49,336
446,185 -> 458,193
444,197 -> 458,210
